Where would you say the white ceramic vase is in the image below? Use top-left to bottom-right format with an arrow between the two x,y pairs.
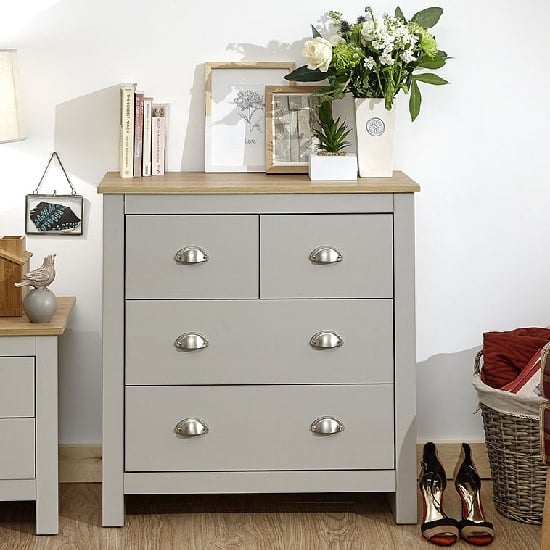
354,98 -> 395,178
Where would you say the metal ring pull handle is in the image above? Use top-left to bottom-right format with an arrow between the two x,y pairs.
175,417 -> 209,437
175,246 -> 209,264
309,331 -> 343,350
175,332 -> 209,351
310,416 -> 345,435
309,246 -> 342,264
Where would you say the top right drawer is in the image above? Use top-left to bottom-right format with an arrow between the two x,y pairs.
260,214 -> 393,299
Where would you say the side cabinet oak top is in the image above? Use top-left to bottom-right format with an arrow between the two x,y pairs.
97,171 -> 420,194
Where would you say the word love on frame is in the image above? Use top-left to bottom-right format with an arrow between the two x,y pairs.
204,61 -> 295,173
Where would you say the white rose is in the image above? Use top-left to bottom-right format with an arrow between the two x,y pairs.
302,37 -> 332,72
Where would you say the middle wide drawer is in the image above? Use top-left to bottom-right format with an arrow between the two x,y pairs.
125,299 -> 393,385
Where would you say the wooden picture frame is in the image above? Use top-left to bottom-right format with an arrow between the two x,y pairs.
265,86 -> 325,174
25,194 -> 83,236
204,62 -> 295,173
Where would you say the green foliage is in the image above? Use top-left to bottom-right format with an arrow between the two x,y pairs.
411,7 -> 443,29
394,6 -> 405,21
313,101 -> 351,154
409,79 -> 422,121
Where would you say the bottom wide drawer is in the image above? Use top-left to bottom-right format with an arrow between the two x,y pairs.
0,418 -> 35,479
125,385 -> 394,472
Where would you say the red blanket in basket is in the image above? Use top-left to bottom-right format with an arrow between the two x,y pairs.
481,327 -> 550,389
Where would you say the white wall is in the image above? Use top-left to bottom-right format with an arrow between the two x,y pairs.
1,0 -> 549,444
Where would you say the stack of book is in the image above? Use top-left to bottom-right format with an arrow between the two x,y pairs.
119,83 -> 168,178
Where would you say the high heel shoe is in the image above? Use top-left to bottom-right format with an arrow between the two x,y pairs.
453,443 -> 495,546
419,442 -> 459,546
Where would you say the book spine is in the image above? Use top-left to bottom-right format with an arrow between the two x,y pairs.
152,104 -> 167,176
133,91 -> 144,177
142,97 -> 153,177
119,83 -> 136,178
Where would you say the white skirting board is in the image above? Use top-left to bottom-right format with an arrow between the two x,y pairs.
58,442 -> 490,483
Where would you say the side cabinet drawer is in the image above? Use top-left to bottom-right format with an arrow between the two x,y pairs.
126,299 -> 393,385
125,385 -> 394,472
0,418 -> 35,479
0,357 -> 35,417
260,214 -> 393,298
126,215 -> 259,299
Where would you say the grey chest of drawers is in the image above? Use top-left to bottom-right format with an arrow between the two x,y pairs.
99,172 -> 419,527
0,297 -> 75,534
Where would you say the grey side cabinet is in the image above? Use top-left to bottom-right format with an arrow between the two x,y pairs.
0,297 -> 75,535
99,172 -> 419,527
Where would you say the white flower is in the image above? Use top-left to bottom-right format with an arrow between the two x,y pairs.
380,51 -> 395,66
401,49 -> 416,63
361,20 -> 376,42
302,37 -> 333,72
363,57 -> 376,70
329,35 -> 344,46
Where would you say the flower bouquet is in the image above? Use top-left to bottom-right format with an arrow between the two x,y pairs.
285,6 -> 449,121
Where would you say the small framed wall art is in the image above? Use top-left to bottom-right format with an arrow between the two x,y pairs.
25,193 -> 83,235
204,61 -> 295,173
25,152 -> 83,236
265,86 -> 324,174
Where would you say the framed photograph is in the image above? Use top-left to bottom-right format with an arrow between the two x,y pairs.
204,62 -> 295,172
265,86 -> 325,174
25,194 -> 83,236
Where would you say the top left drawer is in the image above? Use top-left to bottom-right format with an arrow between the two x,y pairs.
126,215 -> 259,299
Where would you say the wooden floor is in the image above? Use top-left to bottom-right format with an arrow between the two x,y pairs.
0,483 -> 541,549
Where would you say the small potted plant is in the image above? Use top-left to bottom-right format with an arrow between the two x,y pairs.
309,101 -> 357,181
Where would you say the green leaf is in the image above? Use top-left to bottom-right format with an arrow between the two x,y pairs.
311,25 -> 322,38
409,79 -> 422,121
417,54 -> 446,70
395,7 -> 406,21
414,72 -> 448,85
284,65 -> 328,82
411,7 -> 443,28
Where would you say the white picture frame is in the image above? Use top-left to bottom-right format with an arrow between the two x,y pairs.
204,62 -> 295,172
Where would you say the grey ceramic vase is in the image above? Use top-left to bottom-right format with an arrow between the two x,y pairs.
23,287 -> 57,323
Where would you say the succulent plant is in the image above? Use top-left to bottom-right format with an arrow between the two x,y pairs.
313,101 -> 351,155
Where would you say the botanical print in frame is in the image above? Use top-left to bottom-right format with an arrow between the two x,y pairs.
204,62 -> 295,172
265,86 -> 324,174
25,194 -> 83,235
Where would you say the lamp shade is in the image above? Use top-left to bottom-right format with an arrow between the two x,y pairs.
0,49 -> 25,143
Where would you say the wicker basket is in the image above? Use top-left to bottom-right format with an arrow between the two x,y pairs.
473,350 -> 547,524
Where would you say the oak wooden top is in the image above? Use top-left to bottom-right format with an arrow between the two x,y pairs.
0,296 -> 75,336
97,171 -> 420,195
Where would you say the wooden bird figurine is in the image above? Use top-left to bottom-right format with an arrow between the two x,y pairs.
15,254 -> 56,289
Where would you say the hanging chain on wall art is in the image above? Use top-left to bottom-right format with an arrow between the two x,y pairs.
25,152 -> 83,236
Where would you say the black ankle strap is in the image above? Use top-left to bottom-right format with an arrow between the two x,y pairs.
421,517 -> 459,533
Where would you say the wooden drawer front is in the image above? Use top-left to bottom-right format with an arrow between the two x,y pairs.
0,418 -> 35,479
125,385 -> 394,472
126,215 -> 259,299
260,214 -> 393,298
0,358 -> 34,418
126,299 -> 393,385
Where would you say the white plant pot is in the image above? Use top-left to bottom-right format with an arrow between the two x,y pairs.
308,153 -> 358,181
354,98 -> 395,178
